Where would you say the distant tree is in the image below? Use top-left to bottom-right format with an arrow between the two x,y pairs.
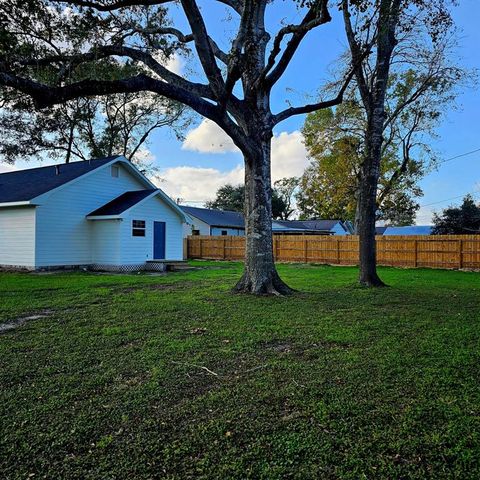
205,185 -> 245,212
432,196 -> 480,234
206,184 -> 288,220
273,177 -> 300,220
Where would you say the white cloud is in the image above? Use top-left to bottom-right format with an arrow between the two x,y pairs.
164,54 -> 185,77
270,131 -> 308,181
182,119 -> 239,154
415,206 -> 434,225
182,120 -> 307,180
157,165 -> 244,203
160,124 -> 308,204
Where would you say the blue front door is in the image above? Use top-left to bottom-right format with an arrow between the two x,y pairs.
153,221 -> 166,259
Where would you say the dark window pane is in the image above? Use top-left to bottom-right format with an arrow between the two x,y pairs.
133,220 -> 145,228
132,220 -> 146,237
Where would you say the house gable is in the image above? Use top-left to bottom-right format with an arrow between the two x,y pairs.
34,161 -> 149,267
119,194 -> 185,262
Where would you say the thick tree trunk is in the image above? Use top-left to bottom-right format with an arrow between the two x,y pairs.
233,137 -> 294,295
357,121 -> 386,287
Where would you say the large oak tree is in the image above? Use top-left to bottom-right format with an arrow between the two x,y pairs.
0,0 -> 355,294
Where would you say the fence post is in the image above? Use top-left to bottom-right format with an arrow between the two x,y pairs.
276,236 -> 280,260
304,238 -> 308,263
223,237 -> 227,260
336,238 -> 340,264
414,239 -> 418,267
200,239 -> 203,258
458,239 -> 463,269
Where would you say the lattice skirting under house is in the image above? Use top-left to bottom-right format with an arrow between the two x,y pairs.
89,263 -> 167,273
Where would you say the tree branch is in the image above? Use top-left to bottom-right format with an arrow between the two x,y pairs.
263,0 -> 331,89
180,0 -> 226,98
272,64 -> 356,125
11,44 -> 214,100
0,70 -> 250,153
342,0 -> 372,109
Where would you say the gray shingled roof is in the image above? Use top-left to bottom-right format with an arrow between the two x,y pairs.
274,219 -> 344,231
0,156 -> 120,204
181,206 -> 245,228
87,189 -> 158,217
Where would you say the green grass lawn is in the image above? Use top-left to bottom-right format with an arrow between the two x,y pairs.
1,262 -> 480,479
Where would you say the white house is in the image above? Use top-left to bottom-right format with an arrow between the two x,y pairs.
0,156 -> 188,271
180,206 -> 245,237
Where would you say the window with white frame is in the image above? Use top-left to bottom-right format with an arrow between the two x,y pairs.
132,220 -> 146,237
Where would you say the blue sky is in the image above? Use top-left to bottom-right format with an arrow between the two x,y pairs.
2,0 -> 479,224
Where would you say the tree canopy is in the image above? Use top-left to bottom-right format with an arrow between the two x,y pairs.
205,183 -> 292,220
432,195 -> 480,234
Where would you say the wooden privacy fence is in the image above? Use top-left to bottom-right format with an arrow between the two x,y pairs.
186,234 -> 480,270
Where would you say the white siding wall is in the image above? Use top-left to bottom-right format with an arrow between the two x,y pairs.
91,220 -> 121,265
0,207 -> 36,268
210,227 -> 245,236
182,216 -> 245,237
120,195 -> 184,262
182,217 -> 210,237
34,162 -> 144,267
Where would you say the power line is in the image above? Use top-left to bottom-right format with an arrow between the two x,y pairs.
418,148 -> 480,208
437,147 -> 480,165
420,191 -> 479,208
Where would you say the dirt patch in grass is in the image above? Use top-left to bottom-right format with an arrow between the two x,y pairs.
0,309 -> 54,333
259,339 -> 353,356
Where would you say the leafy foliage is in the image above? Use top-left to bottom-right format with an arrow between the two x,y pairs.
205,183 -> 290,220
299,99 -> 425,225
432,195 -> 480,234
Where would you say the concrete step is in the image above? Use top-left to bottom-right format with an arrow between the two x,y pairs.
145,260 -> 193,272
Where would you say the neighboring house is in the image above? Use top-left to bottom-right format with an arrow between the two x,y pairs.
0,156 -> 188,271
272,219 -> 354,236
383,225 -> 433,236
375,226 -> 388,236
180,206 -> 353,237
180,206 -> 245,236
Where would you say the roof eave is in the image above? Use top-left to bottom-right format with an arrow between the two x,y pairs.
86,215 -> 123,220
211,224 -> 245,229
0,201 -> 36,208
